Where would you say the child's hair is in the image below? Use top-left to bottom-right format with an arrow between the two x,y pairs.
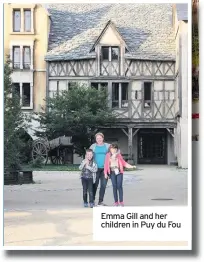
85,149 -> 94,165
86,149 -> 94,154
109,143 -> 119,151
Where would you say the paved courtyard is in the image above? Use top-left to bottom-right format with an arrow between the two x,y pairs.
4,165 -> 188,210
4,165 -> 188,247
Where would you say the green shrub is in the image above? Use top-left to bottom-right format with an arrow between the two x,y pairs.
31,157 -> 44,168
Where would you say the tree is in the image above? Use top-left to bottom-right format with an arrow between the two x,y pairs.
4,59 -> 30,170
34,84 -> 117,157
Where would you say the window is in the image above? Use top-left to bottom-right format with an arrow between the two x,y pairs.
13,83 -> 32,108
91,82 -> 108,91
68,82 -> 77,90
13,46 -> 20,69
112,83 -> 128,108
13,83 -> 20,98
23,46 -> 31,69
112,83 -> 119,108
111,47 -> 119,60
101,46 -> 119,61
13,9 -> 21,32
22,83 -> 31,107
101,47 -> 109,60
24,9 -> 31,32
144,82 -> 152,108
121,83 -> 128,107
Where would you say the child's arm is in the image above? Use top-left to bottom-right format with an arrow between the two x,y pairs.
79,159 -> 86,170
120,155 -> 136,169
125,162 -> 136,169
86,162 -> 98,173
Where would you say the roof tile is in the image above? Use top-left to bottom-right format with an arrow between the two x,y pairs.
45,3 -> 176,61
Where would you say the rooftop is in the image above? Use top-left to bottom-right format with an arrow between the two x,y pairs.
45,3 -> 176,61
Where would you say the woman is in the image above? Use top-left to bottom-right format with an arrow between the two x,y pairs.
90,132 -> 110,206
104,144 -> 136,206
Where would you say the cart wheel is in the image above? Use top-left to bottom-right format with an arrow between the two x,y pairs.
32,140 -> 48,165
50,148 -> 65,165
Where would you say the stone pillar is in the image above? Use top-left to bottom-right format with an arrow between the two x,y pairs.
20,8 -> 24,32
30,45 -> 34,70
20,46 -> 23,69
128,127 -> 134,164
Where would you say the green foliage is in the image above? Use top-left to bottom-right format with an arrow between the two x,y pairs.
31,156 -> 44,168
34,84 -> 117,157
192,22 -> 199,67
4,59 -> 30,170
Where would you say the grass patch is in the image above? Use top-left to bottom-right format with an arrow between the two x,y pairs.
22,164 -> 79,172
22,164 -> 137,172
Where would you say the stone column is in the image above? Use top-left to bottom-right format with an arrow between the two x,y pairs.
128,127 -> 134,164
20,8 -> 24,32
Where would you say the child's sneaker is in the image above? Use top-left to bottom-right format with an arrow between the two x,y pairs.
114,202 -> 119,206
84,202 -> 88,207
90,203 -> 94,208
119,202 -> 124,207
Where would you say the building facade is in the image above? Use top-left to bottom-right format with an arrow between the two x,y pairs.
4,3 -> 50,138
44,3 -> 188,167
4,3 -> 189,167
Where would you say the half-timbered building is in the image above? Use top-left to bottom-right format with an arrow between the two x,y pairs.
43,3 -> 188,167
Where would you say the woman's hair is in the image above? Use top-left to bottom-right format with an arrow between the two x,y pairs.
95,132 -> 104,139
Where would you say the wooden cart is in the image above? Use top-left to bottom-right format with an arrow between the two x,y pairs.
32,136 -> 73,165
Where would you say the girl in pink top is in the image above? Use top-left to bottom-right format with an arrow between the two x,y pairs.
104,144 -> 136,206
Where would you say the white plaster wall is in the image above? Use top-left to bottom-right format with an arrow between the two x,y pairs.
167,133 -> 177,165
58,80 -> 67,91
99,26 -> 121,45
11,71 -> 33,83
179,119 -> 188,168
165,81 -> 175,91
179,22 -> 188,168
181,22 -> 188,119
154,81 -> 163,91
49,80 -> 57,91
131,80 -> 142,92
174,21 -> 188,168
175,76 -> 179,114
